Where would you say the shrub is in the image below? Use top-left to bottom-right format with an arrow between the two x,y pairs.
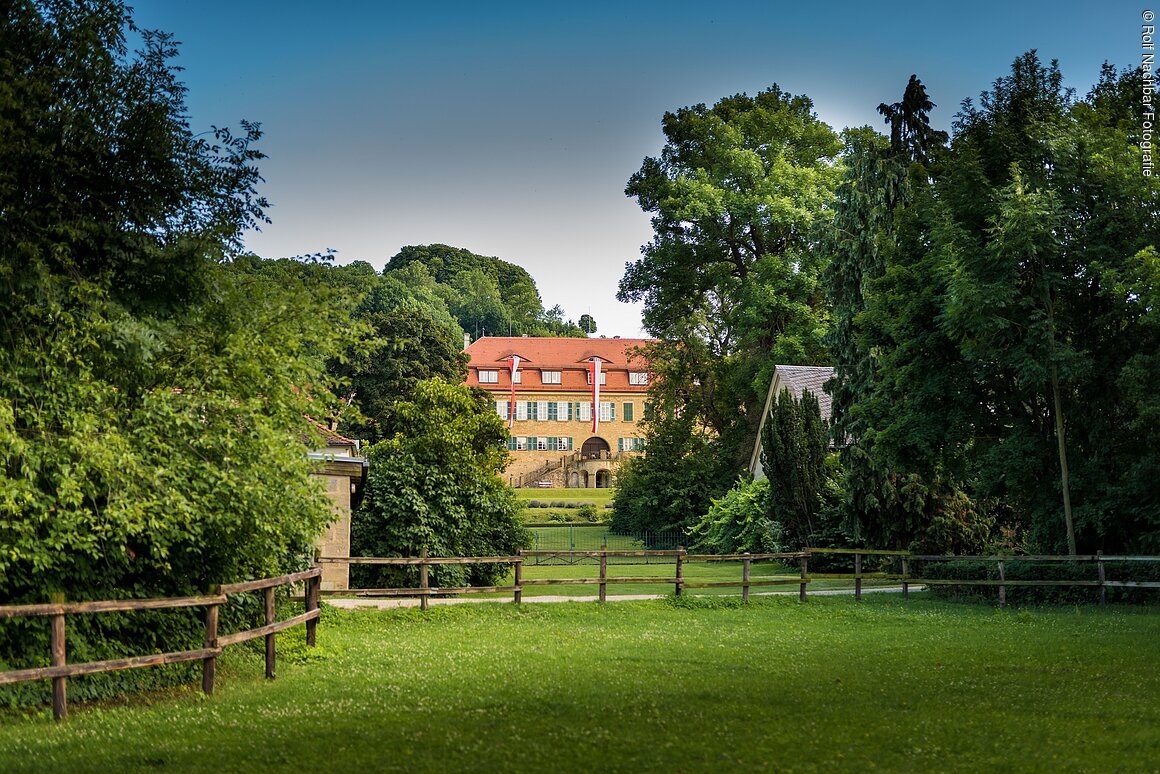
578,504 -> 600,523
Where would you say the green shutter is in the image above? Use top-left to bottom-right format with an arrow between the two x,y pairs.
618,438 -> 624,452
609,402 -> 615,421
623,402 -> 633,421
644,403 -> 654,421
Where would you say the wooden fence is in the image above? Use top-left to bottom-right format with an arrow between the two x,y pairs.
322,548 -> 1160,607
0,568 -> 322,722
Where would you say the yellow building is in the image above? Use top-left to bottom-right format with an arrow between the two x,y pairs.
464,336 -> 654,488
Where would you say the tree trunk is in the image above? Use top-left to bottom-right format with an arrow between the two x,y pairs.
1051,362 -> 1077,556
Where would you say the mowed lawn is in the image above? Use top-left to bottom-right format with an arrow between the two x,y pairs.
1,597 -> 1158,772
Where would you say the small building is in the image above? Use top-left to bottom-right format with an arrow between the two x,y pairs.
308,425 -> 367,590
749,365 -> 835,481
464,336 -> 655,488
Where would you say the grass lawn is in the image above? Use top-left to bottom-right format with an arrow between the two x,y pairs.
488,559 -> 892,598
1,597 -> 1157,772
513,488 -> 617,506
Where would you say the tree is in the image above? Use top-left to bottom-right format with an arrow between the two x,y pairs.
619,86 -> 842,487
350,381 -> 530,587
578,314 -> 597,334
827,55 -> 1160,555
0,1 -> 345,697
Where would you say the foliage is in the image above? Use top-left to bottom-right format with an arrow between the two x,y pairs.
822,57 -> 1159,555
687,477 -> 780,554
617,86 -> 842,530
760,389 -> 844,547
0,0 -> 342,697
385,243 -> 586,339
610,412 -> 736,535
350,381 -> 530,587
578,314 -> 597,334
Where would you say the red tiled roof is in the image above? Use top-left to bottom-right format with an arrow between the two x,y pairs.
465,336 -> 655,393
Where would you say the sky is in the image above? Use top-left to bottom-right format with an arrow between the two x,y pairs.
132,0 -> 1143,337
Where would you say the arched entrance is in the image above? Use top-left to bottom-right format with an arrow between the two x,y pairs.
595,469 -> 612,488
578,470 -> 589,488
569,472 -> 580,488
581,436 -> 610,460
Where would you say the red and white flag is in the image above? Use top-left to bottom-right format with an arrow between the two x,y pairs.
590,358 -> 602,433
508,355 -> 520,427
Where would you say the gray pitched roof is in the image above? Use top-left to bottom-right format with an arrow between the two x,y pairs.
749,365 -> 835,481
771,365 -> 833,422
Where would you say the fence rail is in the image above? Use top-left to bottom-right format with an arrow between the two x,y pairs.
327,548 -> 1160,607
0,567 -> 322,722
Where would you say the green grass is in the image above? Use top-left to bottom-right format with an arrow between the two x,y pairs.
490,559 -> 886,598
2,598 -> 1157,772
513,487 -> 617,505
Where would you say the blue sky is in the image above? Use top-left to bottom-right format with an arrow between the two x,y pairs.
132,0 -> 1142,336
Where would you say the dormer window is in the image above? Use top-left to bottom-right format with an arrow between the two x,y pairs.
586,371 -> 607,385
629,372 -> 649,385
541,370 -> 561,384
479,370 -> 498,383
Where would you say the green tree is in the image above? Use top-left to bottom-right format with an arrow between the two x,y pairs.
619,85 -> 842,500
350,381 -> 530,587
0,2 -> 346,699
578,314 -> 597,335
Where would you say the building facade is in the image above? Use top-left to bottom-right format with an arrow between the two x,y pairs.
308,425 -> 367,590
464,336 -> 654,488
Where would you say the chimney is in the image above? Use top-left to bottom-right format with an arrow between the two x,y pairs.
463,333 -> 471,350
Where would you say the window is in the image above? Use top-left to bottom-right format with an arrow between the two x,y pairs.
479,370 -> 498,384
537,401 -> 549,421
512,370 -> 522,384
515,436 -> 528,451
578,402 -> 592,422
547,402 -> 558,421
560,401 -> 572,421
506,437 -> 517,451
495,400 -> 509,420
586,371 -> 607,385
623,402 -> 634,422
599,402 -> 615,422
629,372 -> 648,385
559,437 -> 573,451
536,437 -> 548,451
516,401 -> 528,421
541,370 -> 561,384
644,403 -> 655,421
619,438 -> 646,452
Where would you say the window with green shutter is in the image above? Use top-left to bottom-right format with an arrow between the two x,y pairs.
547,402 -> 558,421
644,403 -> 654,421
623,402 -> 634,421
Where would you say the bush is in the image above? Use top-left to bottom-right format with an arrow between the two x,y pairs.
351,381 -> 531,589
920,558 -> 1160,605
578,504 -> 600,523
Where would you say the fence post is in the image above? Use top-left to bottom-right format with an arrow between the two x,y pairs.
901,557 -> 909,601
742,553 -> 751,603
203,588 -> 220,695
675,548 -> 684,597
997,560 -> 1006,609
305,573 -> 319,648
264,586 -> 276,680
799,553 -> 808,603
599,550 -> 607,603
854,552 -> 862,602
49,591 -> 67,722
1097,550 -> 1106,607
514,552 -> 523,604
419,546 -> 430,612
